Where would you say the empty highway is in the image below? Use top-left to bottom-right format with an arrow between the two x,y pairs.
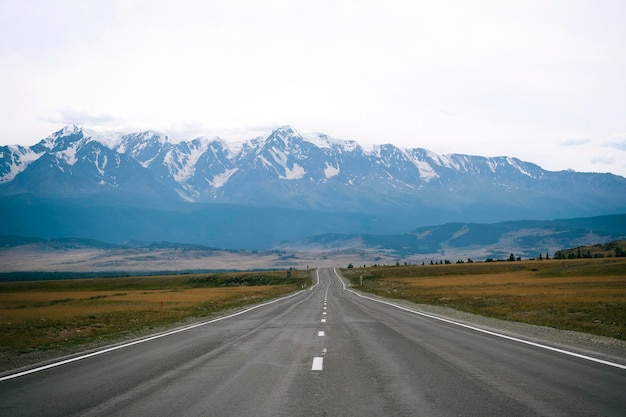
1,268 -> 625,416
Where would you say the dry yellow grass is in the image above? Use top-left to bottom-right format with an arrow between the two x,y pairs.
388,273 -> 625,300
0,270 -> 309,361
342,258 -> 626,339
0,286 -> 291,324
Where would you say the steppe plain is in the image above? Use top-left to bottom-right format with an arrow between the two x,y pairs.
0,244 -> 396,273
1,246 -> 624,373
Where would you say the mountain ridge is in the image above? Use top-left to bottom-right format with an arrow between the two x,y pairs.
2,125 -> 626,249
277,214 -> 626,261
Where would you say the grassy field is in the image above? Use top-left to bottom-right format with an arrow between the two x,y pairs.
0,270 -> 311,364
341,258 -> 626,340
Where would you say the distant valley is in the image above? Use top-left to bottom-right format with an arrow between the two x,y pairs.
1,214 -> 625,275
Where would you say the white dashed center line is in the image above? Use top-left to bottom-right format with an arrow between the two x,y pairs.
311,291 -> 330,372
312,357 -> 324,371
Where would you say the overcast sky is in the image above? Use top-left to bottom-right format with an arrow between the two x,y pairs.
1,0 -> 625,176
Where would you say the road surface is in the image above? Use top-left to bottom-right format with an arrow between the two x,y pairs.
1,268 -> 625,416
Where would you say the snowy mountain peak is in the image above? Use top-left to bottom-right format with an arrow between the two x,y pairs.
1,125 -> 625,225
39,125 -> 123,153
119,130 -> 169,148
272,125 -> 299,137
300,131 -> 359,152
262,125 -> 302,147
56,124 -> 82,137
34,125 -> 83,151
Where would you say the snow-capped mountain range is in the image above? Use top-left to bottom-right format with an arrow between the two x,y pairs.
2,124 -> 505,201
1,125 -> 625,249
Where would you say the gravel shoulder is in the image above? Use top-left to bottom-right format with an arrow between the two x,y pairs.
354,289 -> 626,367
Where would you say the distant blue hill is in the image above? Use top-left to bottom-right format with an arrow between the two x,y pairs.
278,214 -> 626,261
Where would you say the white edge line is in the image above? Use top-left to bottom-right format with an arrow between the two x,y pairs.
310,269 -> 321,290
1,288 -> 309,382
332,268 -> 626,370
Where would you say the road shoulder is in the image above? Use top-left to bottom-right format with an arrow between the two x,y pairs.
345,287 -> 626,366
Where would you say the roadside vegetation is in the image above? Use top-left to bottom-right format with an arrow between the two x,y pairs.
341,258 -> 626,340
0,270 -> 311,370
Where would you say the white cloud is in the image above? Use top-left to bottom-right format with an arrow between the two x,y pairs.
561,138 -> 592,146
605,135 -> 626,151
591,155 -> 616,165
43,108 -> 122,127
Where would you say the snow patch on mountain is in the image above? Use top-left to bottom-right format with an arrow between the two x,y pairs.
424,150 -> 454,169
415,160 -> 438,181
222,139 -> 246,158
507,157 -> 535,178
85,129 -> 124,149
266,146 -> 307,180
209,168 -> 238,188
0,146 -> 43,182
94,148 -> 107,177
401,149 -> 438,182
57,125 -> 82,137
55,142 -> 79,165
166,140 -> 211,183
139,156 -> 157,168
486,159 -> 498,173
301,132 -> 334,149
301,131 -> 354,152
269,147 -> 288,168
115,131 -> 168,158
363,144 -> 383,157
324,163 -> 340,179
282,163 -> 306,180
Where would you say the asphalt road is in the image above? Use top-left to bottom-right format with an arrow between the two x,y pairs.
1,268 -> 625,416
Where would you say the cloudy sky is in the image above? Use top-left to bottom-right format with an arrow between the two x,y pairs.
1,0 -> 625,176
